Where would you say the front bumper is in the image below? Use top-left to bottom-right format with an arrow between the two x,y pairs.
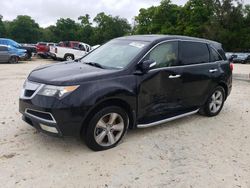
19,54 -> 27,60
48,52 -> 57,59
19,98 -> 85,137
19,81 -> 86,137
22,112 -> 62,137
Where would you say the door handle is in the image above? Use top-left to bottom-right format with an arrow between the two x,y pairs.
209,69 -> 218,73
169,74 -> 181,79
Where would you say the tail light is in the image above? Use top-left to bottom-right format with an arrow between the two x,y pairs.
55,48 -> 57,53
230,62 -> 234,71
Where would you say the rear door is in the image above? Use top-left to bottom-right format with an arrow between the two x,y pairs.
0,46 -> 9,62
179,41 -> 221,108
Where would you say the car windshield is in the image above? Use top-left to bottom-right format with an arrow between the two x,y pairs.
9,40 -> 21,48
81,39 -> 149,69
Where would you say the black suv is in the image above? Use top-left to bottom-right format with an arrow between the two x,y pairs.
19,35 -> 233,151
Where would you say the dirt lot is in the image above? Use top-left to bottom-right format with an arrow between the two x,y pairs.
0,59 -> 250,188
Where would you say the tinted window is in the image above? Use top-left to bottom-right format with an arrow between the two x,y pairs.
72,43 -> 79,48
38,42 -> 46,46
0,46 -> 8,51
180,41 -> 209,65
79,44 -> 86,51
144,41 -> 178,69
0,40 -> 8,45
210,47 -> 222,62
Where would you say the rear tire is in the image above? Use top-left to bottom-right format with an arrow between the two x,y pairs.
84,106 -> 129,151
199,86 -> 225,117
65,54 -> 74,61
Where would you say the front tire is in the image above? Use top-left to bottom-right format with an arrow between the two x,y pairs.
25,52 -> 32,60
9,56 -> 18,64
84,106 -> 129,151
199,86 -> 225,117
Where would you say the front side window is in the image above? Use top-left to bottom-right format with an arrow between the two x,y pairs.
180,41 -> 209,65
144,41 -> 178,69
82,40 -> 149,69
0,46 -> 7,51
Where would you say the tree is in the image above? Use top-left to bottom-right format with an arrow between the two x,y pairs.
179,0 -> 214,37
53,18 -> 81,42
134,0 -> 182,34
0,15 -> 6,37
78,14 -> 94,44
8,15 -> 41,43
93,12 -> 131,44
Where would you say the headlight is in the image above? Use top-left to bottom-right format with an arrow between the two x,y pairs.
37,85 -> 79,98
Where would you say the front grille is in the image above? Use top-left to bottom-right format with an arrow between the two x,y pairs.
25,109 -> 56,123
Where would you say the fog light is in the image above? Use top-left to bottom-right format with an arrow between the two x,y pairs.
40,124 -> 58,133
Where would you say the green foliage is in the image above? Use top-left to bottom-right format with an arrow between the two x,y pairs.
7,15 -> 41,43
93,12 -> 131,44
135,0 -> 250,51
0,12 -> 131,46
0,1 -> 250,51
0,15 -> 6,37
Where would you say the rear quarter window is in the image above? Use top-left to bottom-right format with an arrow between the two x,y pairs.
210,47 -> 222,62
180,41 -> 209,65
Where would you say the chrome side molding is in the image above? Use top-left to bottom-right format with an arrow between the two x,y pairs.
137,109 -> 199,128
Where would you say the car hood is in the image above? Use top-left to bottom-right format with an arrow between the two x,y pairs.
28,61 -> 119,85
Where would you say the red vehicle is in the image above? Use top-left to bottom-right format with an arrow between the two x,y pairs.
36,42 -> 56,58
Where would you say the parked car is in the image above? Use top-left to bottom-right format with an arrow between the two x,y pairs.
0,38 -> 36,59
0,45 -> 26,63
226,52 -> 236,61
36,42 -> 56,58
19,35 -> 233,151
49,42 -> 91,61
232,53 -> 250,64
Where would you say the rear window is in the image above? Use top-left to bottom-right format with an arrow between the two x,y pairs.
37,42 -> 46,46
180,41 -> 209,65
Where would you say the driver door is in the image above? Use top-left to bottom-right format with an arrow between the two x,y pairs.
136,41 -> 184,124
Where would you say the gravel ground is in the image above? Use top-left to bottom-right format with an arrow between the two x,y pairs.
0,59 -> 250,188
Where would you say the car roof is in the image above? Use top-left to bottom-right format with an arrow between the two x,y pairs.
0,38 -> 12,41
117,35 -> 222,48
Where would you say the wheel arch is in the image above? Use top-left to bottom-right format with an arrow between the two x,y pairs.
80,98 -> 136,136
64,53 -> 74,60
8,55 -> 18,63
218,82 -> 228,99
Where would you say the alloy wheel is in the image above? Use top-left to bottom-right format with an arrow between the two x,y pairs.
209,90 -> 223,113
66,56 -> 73,61
94,113 -> 124,147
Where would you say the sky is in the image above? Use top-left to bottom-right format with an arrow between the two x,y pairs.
0,0 -> 249,27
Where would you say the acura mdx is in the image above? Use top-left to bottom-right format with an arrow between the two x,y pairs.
19,35 -> 233,151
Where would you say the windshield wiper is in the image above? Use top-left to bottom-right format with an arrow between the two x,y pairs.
84,62 -> 105,69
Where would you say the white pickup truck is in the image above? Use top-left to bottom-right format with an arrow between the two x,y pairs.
49,42 -> 92,61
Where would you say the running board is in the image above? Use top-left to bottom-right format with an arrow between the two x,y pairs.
137,109 -> 199,128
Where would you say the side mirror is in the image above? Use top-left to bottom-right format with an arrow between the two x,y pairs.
139,60 -> 156,74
